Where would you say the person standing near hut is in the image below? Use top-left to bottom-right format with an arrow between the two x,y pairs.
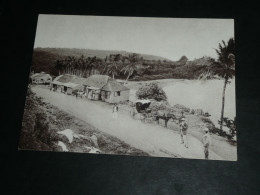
179,118 -> 189,148
202,127 -> 211,159
112,104 -> 119,119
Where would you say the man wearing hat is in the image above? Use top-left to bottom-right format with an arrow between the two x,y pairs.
202,127 -> 211,159
179,117 -> 189,148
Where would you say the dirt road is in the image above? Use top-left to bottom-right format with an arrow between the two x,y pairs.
32,86 -> 223,160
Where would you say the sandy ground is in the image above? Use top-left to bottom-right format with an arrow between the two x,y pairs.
31,86 -> 226,160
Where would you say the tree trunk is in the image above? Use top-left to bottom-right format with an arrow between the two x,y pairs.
124,73 -> 131,85
220,79 -> 228,130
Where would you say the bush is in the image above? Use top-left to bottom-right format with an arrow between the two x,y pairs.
173,104 -> 190,112
149,100 -> 171,112
218,117 -> 237,140
136,82 -> 167,101
209,117 -> 237,142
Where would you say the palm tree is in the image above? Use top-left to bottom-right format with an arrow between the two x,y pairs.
201,38 -> 235,130
65,56 -> 77,74
54,60 -> 63,75
106,62 -> 119,79
93,58 -> 103,75
121,53 -> 139,85
76,55 -> 85,76
102,56 -> 109,74
106,54 -> 121,79
87,56 -> 98,76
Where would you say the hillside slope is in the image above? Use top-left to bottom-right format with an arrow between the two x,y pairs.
34,48 -> 172,61
31,48 -> 211,80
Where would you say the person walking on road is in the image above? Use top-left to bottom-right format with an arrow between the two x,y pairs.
202,127 -> 211,159
179,117 -> 189,148
112,103 -> 119,119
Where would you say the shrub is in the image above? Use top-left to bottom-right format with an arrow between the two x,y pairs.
149,100 -> 170,112
218,117 -> 237,140
136,82 -> 167,101
209,117 -> 237,142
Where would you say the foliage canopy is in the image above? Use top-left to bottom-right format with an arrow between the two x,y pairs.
136,82 -> 167,101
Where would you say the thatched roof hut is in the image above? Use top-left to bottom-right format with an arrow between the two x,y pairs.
83,75 -> 130,103
102,80 -> 129,92
83,75 -> 111,89
30,72 -> 52,84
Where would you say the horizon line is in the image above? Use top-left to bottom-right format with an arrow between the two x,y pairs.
33,46 -> 214,61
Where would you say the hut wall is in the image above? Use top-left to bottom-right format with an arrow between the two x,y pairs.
105,90 -> 129,103
57,85 -> 64,92
67,88 -> 73,95
32,75 -> 52,84
86,89 -> 101,100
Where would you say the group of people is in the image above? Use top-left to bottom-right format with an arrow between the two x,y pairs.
179,117 -> 211,159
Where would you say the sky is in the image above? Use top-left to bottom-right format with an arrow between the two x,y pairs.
34,14 -> 234,61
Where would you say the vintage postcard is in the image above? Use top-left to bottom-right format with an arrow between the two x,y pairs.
19,14 -> 236,161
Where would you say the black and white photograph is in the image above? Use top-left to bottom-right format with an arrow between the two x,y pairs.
18,14 -> 236,161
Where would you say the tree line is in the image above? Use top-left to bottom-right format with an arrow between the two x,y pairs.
54,53 -> 141,84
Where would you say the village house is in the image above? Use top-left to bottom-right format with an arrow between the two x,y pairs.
51,74 -> 86,94
83,75 -> 130,103
64,77 -> 86,95
31,72 -> 52,84
51,74 -> 75,92
51,74 -> 130,103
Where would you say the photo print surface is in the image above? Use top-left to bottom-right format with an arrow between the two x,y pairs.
19,14 -> 236,161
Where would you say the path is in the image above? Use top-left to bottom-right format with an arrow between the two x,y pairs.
32,86 -> 223,160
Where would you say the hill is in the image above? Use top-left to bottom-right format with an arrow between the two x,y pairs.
34,48 -> 172,62
186,56 -> 212,66
30,48 -> 211,80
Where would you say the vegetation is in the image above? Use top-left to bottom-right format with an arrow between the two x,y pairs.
34,47 -> 171,61
121,53 -> 140,84
54,55 -> 104,77
136,82 -> 167,101
200,38 -> 235,130
31,48 -> 213,80
19,87 -> 57,151
104,54 -> 122,79
218,117 -> 236,140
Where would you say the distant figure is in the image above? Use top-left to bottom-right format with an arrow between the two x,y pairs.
179,117 -> 189,148
202,127 -> 211,159
112,103 -> 119,119
90,133 -> 99,148
130,107 -> 136,118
